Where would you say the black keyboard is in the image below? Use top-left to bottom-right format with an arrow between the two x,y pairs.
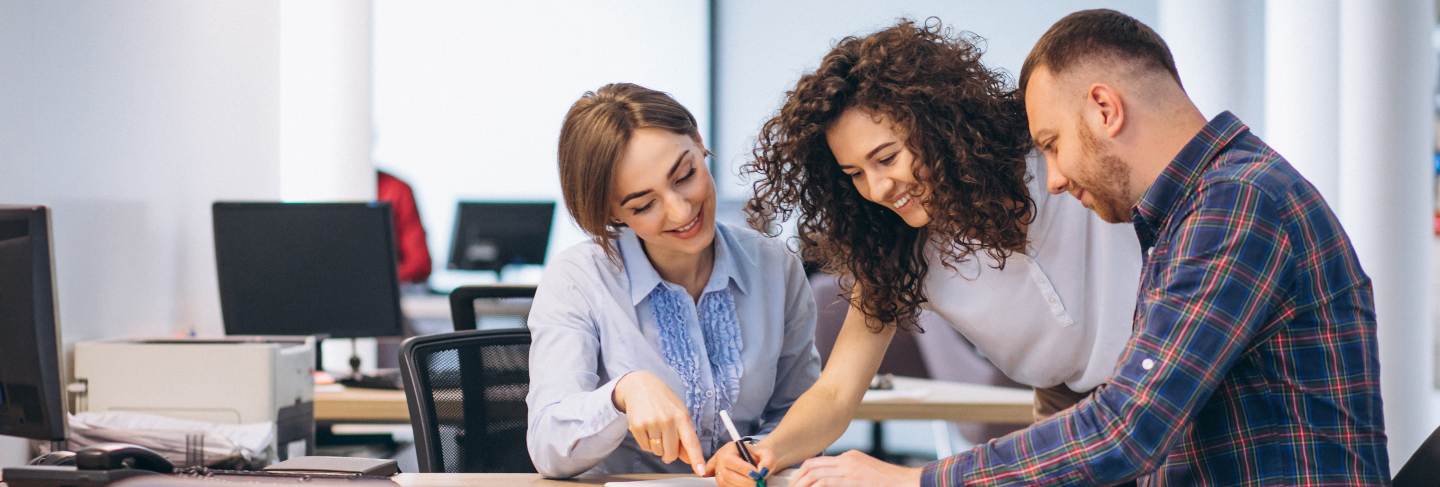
336,369 -> 402,390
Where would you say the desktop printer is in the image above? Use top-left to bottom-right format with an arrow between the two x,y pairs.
71,336 -> 316,464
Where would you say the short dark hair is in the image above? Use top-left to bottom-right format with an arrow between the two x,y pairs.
1019,9 -> 1180,93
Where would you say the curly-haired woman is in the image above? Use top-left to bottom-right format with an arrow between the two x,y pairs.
709,19 -> 1143,486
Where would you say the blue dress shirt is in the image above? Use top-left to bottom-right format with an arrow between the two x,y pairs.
525,222 -> 821,478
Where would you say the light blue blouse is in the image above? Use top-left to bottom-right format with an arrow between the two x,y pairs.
525,222 -> 820,478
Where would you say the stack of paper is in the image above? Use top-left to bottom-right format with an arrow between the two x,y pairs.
605,470 -> 796,487
67,411 -> 274,467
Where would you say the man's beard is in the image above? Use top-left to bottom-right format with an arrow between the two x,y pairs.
1076,123 -> 1134,223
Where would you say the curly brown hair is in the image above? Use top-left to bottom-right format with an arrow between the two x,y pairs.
744,18 -> 1034,331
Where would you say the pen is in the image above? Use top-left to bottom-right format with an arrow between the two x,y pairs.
720,410 -> 766,487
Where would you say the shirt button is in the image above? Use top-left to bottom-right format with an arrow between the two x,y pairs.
1146,247 -> 1155,258
705,390 -> 715,398
1141,358 -> 1155,371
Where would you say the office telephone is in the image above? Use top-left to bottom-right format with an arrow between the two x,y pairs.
71,443 -> 175,473
5,443 -> 170,487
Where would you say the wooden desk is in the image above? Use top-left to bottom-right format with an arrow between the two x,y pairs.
315,385 -> 411,423
401,293 -> 534,323
854,376 -> 1032,424
400,294 -> 453,322
393,473 -> 682,486
316,376 -> 1033,425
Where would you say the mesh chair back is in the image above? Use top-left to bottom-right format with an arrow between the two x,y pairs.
399,329 -> 535,473
448,285 -> 536,331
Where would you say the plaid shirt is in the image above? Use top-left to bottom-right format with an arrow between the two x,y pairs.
922,112 -> 1390,485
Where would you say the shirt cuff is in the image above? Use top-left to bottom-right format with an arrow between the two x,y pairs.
585,376 -> 627,434
921,451 -> 975,487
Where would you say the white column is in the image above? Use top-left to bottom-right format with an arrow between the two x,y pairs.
1264,0 -> 1340,206
279,0 -> 375,202
1338,0 -> 1437,471
1157,0 -> 1266,135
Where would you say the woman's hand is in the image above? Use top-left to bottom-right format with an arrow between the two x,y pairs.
612,370 -> 706,475
791,450 -> 922,487
706,440 -> 777,487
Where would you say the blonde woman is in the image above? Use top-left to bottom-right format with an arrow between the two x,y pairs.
526,83 -> 820,482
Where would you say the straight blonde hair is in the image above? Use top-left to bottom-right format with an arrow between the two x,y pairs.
556,83 -> 703,261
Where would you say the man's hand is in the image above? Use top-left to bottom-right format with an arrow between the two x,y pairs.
791,450 -> 922,487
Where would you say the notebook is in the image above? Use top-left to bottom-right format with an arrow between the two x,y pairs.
604,469 -> 796,487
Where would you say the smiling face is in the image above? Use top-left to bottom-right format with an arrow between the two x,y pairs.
609,127 -> 717,258
825,108 -> 932,228
1025,67 -> 1135,223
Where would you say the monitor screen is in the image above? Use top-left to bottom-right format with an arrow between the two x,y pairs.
0,206 -> 67,441
213,202 -> 403,339
447,201 -> 555,271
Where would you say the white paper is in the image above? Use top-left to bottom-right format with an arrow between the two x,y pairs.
67,411 -> 274,466
603,480 -> 715,487
605,470 -> 795,487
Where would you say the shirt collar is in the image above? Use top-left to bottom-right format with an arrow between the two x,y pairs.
1131,111 -> 1249,247
619,221 -> 755,306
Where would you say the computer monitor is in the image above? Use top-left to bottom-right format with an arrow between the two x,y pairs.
0,206 -> 67,442
213,202 -> 404,340
447,201 -> 555,272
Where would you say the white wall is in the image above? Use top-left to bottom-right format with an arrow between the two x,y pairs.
0,0 -> 282,344
712,0 -> 1159,199
1158,0 -> 1267,137
371,0 -> 710,284
0,0 -> 371,466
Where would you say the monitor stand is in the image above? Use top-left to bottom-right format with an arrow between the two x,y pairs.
334,338 -> 400,390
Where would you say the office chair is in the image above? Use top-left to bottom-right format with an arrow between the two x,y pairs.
1394,422 -> 1440,486
448,285 -> 536,331
399,329 -> 535,473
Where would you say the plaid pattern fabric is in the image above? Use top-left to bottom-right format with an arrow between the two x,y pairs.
922,112 -> 1389,485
